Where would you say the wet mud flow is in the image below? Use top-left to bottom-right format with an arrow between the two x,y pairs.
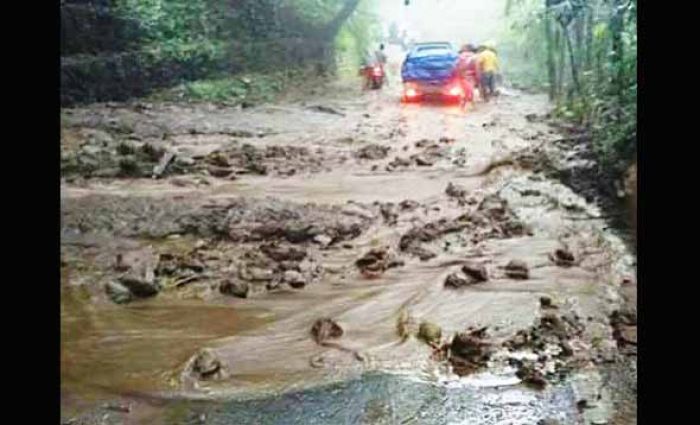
61,79 -> 636,424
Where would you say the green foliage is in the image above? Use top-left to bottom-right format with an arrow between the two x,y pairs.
503,0 -> 636,172
334,0 -> 381,75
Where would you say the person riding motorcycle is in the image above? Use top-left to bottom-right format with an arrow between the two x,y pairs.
360,44 -> 387,89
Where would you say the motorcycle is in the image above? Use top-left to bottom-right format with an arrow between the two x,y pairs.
360,64 -> 385,90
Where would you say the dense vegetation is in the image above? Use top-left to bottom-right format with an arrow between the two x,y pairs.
61,0 -> 380,105
501,0 -> 637,175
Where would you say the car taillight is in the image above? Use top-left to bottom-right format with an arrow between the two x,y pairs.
405,88 -> 418,98
448,86 -> 463,97
373,67 -> 383,76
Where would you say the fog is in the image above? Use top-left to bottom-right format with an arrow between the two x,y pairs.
376,0 -> 508,48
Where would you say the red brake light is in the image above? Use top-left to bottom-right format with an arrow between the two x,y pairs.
405,88 -> 418,98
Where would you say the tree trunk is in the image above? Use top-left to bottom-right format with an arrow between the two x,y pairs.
321,0 -> 361,39
545,7 -> 557,100
610,0 -> 625,98
563,23 -> 581,94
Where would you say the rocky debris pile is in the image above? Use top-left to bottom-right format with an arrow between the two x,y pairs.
399,217 -> 470,260
61,133 -> 191,179
385,141 -> 449,171
355,144 -> 390,160
504,309 -> 586,389
466,194 -> 532,241
444,262 -> 490,288
220,244 -> 322,297
197,143 -> 325,178
63,197 -> 374,247
355,247 -> 404,277
155,248 -> 210,288
181,348 -> 228,386
448,327 -> 494,376
170,198 -> 373,246
609,308 -> 637,355
505,260 -> 530,280
106,247 -> 161,303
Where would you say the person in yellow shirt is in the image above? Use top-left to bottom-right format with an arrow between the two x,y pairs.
477,45 -> 499,102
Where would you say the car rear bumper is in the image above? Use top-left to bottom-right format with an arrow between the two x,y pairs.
402,80 -> 464,102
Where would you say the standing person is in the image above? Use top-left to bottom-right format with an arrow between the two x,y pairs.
477,45 -> 499,102
455,44 -> 481,109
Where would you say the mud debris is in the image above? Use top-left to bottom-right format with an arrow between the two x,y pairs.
311,318 -> 344,344
355,144 -> 390,160
462,262 -> 489,282
219,280 -> 250,298
505,260 -> 530,280
355,247 -> 404,277
183,348 -> 228,382
448,327 -> 493,376
550,248 -> 576,267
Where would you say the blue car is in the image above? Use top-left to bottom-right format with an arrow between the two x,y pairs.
401,42 -> 464,103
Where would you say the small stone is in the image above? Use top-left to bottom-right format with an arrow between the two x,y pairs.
207,165 -> 234,178
283,270 -> 307,289
551,248 -> 575,267
219,280 -> 249,298
105,281 -> 133,304
311,318 -> 343,344
417,321 -> 442,345
540,296 -> 557,309
444,272 -> 469,288
187,348 -> 227,381
505,260 -> 529,280
462,262 -> 488,282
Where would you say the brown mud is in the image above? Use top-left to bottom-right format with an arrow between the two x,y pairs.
61,77 -> 636,424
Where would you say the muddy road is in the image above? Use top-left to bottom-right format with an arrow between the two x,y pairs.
61,80 -> 636,424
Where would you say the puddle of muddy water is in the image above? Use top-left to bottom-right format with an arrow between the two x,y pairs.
60,285 -> 270,409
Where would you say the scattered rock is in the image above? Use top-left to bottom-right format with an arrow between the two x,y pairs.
185,348 -> 228,381
514,359 -> 547,389
379,203 -> 398,225
356,247 -> 404,277
399,200 -> 419,211
418,321 -> 442,345
313,234 -> 333,247
444,273 -> 469,288
283,270 -> 307,288
462,262 -> 488,282
505,260 -> 529,280
449,327 -> 493,376
550,248 -> 575,267
260,243 -> 307,262
413,155 -> 434,166
446,182 -> 467,198
540,296 -> 558,309
219,280 -> 249,298
355,144 -> 390,160
207,165 -> 233,178
311,318 -> 343,344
